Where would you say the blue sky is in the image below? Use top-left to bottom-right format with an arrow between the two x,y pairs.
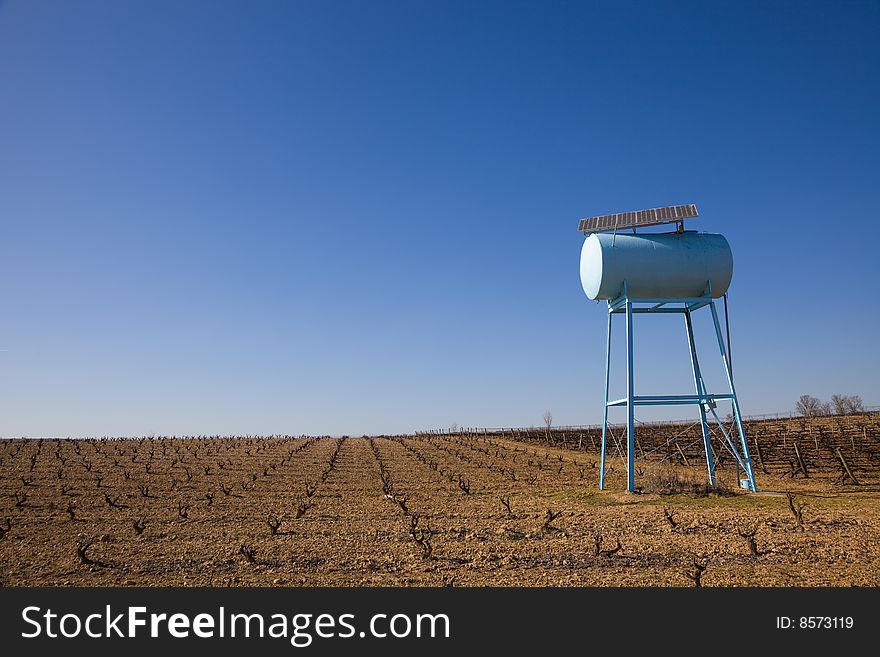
1,0 -> 878,437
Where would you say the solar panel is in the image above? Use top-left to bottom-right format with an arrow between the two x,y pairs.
577,204 -> 699,234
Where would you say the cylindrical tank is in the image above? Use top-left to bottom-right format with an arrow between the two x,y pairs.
580,231 -> 733,300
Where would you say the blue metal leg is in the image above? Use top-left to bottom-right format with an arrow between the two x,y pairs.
684,309 -> 716,487
709,301 -> 757,491
599,308 -> 612,490
625,299 -> 635,492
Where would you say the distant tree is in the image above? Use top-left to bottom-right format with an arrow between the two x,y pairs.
543,410 -> 553,440
831,394 -> 865,415
847,395 -> 865,414
795,395 -> 826,417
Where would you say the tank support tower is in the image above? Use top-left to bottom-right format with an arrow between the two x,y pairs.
598,281 -> 756,492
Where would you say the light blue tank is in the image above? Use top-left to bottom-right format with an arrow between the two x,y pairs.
580,231 -> 733,300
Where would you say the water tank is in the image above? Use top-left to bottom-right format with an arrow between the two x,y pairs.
579,231 -> 733,300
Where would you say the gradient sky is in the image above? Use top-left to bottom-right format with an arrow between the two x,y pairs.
1,0 -> 878,437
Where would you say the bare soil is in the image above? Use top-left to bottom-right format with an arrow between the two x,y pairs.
1,431 -> 878,587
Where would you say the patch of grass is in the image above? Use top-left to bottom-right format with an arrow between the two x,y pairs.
539,485 -> 796,511
655,492 -> 784,510
541,488 -> 661,508
541,490 -> 610,506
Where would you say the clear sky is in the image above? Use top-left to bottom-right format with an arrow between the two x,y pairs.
1,0 -> 878,438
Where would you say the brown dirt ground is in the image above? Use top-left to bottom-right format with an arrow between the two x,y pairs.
1,435 -> 878,586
